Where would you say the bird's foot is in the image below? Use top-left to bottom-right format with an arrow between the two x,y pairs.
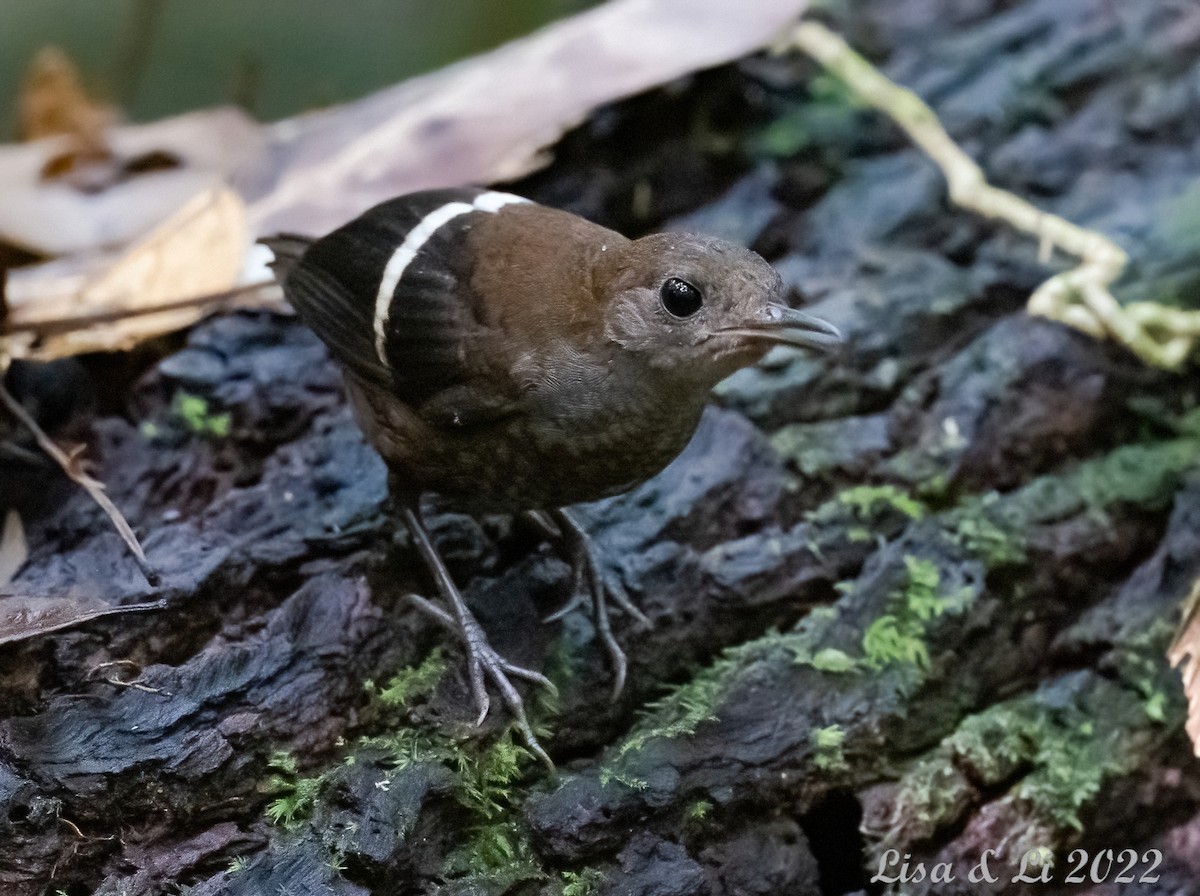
401,504 -> 555,768
407,595 -> 556,768
533,508 -> 652,699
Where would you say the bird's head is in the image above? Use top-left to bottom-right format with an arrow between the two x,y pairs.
596,233 -> 841,387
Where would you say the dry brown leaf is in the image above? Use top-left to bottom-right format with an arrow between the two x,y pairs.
18,45 -> 114,146
1169,576 -> 1200,756
0,509 -> 28,588
0,594 -> 163,646
5,186 -> 270,360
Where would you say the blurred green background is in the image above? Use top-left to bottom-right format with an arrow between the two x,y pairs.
0,0 -> 596,137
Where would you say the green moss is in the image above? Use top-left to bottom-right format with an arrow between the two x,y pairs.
807,484 -> 925,529
263,751 -> 323,829
686,799 -> 713,821
561,868 -> 606,896
753,71 -> 869,159
812,724 -> 848,772
258,657 -> 556,889
805,484 -> 926,547
225,856 -> 249,875
1015,718 -> 1122,833
595,633 -> 803,790
454,733 -> 529,820
361,727 -> 450,772
370,648 -> 446,711
601,654 -> 733,789
618,671 -> 726,756
1074,442 -> 1196,512
947,495 -> 1027,568
862,614 -> 930,670
443,820 -> 542,886
916,472 -> 951,502
324,850 -> 348,874
1114,621 -> 1182,726
348,727 -> 545,886
1009,440 -> 1199,528
170,390 -> 231,438
436,733 -> 548,888
838,484 -> 925,520
862,556 -> 958,673
1119,652 -> 1170,723
890,681 -> 1144,843
888,757 -> 970,841
808,647 -> 859,673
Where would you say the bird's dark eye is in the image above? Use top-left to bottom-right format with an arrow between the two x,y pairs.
660,278 -> 703,318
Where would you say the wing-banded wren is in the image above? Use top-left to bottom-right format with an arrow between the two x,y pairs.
265,187 -> 841,764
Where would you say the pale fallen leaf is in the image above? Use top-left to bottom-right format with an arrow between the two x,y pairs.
0,106 -> 263,256
242,0 -> 810,235
1169,576 -> 1200,756
0,510 -> 28,588
0,595 -> 164,646
6,186 -> 273,360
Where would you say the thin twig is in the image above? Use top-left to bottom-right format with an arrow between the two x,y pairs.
0,380 -> 159,585
89,659 -> 169,695
782,20 -> 1198,368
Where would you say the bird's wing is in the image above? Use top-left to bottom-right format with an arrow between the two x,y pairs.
263,188 -> 525,426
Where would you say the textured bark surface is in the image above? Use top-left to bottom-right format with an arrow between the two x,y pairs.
4,0 -> 1200,894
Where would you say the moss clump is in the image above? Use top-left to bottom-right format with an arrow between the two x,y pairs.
946,495 -> 1027,568
808,647 -> 859,674
601,652 -> 736,789
351,728 -> 544,886
1006,440 -> 1199,528
368,648 -> 446,711
886,677 -> 1148,846
170,390 -> 231,438
1015,717 -> 1121,832
861,555 -> 965,674
225,856 -> 250,876
443,820 -> 542,887
598,634 -> 787,790
838,484 -> 925,520
263,751 -> 323,829
1114,621 -> 1182,726
812,724 -> 849,772
807,484 -> 926,543
261,657 -> 547,890
561,868 -> 606,896
754,71 -> 870,158
783,599 -> 860,677
440,734 -> 545,887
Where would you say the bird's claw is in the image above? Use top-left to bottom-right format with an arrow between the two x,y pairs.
407,592 -> 556,768
541,508 -> 652,698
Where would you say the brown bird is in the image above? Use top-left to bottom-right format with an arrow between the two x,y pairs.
265,187 -> 840,764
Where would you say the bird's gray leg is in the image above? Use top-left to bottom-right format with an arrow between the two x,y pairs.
536,507 -> 652,699
400,502 -> 555,767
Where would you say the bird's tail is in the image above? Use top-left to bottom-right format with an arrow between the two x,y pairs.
259,234 -> 314,282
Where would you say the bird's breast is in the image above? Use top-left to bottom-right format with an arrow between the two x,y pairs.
435,360 -> 706,511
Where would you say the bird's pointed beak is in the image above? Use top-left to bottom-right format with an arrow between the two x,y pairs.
718,304 -> 843,353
